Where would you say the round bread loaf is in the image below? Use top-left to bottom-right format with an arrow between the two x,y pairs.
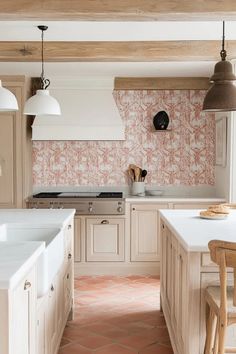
208,204 -> 230,214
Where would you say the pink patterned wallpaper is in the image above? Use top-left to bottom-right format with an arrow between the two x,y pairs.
32,90 -> 215,187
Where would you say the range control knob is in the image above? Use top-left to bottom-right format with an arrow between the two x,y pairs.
88,206 -> 93,213
117,206 -> 122,213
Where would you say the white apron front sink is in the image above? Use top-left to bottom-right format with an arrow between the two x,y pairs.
0,225 -> 64,297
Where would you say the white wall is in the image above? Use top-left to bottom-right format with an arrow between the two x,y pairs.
215,112 -> 233,201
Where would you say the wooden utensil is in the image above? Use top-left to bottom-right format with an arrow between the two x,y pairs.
128,168 -> 134,182
134,167 -> 141,182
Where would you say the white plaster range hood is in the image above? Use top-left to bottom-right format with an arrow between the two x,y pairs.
32,78 -> 125,140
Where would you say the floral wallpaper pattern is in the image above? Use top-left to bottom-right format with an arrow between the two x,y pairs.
32,90 -> 215,187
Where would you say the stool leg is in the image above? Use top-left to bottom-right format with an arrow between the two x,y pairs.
218,318 -> 227,354
204,304 -> 216,354
213,317 -> 219,354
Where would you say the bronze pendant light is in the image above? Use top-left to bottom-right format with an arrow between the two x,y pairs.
203,21 -> 236,112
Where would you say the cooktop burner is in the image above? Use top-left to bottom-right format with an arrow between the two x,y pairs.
33,192 -> 123,199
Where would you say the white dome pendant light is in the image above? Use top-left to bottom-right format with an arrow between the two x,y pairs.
0,80 -> 18,111
24,25 -> 61,116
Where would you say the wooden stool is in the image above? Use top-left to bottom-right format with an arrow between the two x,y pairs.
204,240 -> 236,354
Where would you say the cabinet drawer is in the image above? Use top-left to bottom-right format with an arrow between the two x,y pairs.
173,203 -> 212,209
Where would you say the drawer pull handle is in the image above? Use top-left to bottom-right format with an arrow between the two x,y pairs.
68,224 -> 72,230
101,220 -> 109,224
24,281 -> 31,290
68,253 -> 72,259
67,274 -> 70,279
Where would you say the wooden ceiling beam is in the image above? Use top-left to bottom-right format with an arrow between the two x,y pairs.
0,40 -> 235,62
1,0 -> 236,20
114,77 -> 210,90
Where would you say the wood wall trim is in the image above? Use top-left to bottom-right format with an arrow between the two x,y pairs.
1,0 -> 236,20
0,40 -> 235,62
0,76 -> 25,87
114,77 -> 210,90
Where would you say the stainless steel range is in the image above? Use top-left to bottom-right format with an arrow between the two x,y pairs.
27,192 -> 125,215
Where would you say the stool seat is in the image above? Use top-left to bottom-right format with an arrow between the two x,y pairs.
206,286 -> 236,317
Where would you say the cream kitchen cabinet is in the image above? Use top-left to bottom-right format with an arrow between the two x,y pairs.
131,203 -> 169,261
35,218 -> 74,354
0,76 -> 32,208
0,267 -> 36,354
86,217 -> 125,261
161,222 -> 188,351
160,212 -> 236,354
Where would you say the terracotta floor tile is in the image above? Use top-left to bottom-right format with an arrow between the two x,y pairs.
59,337 -> 71,348
118,333 -> 157,350
94,344 -> 137,354
58,342 -> 92,354
62,326 -> 92,340
139,343 -> 174,354
76,334 -> 113,350
59,276 -> 173,354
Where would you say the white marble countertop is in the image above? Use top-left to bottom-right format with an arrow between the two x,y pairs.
125,196 -> 226,203
0,209 -> 75,290
159,209 -> 236,252
0,209 -> 75,228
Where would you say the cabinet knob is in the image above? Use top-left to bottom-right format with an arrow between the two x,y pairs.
132,207 -> 135,211
67,274 -> 70,279
117,206 -> 122,213
162,224 -> 165,229
24,280 -> 31,290
101,220 -> 109,224
68,253 -> 72,259
51,285 -> 54,292
67,224 -> 72,230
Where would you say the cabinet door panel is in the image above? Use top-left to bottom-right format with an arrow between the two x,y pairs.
47,281 -> 57,354
177,245 -> 188,349
131,204 -> 168,261
63,266 -> 73,318
36,300 -> 47,354
86,218 -> 125,261
74,217 -> 81,262
10,268 -> 36,354
166,229 -> 172,316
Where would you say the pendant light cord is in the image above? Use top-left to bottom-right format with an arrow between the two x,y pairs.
38,25 -> 50,90
41,29 -> 45,83
220,21 -> 227,61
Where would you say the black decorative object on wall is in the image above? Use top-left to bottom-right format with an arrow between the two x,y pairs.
153,111 -> 169,130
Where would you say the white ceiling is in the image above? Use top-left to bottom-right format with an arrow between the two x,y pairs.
0,21 -> 236,41
0,61 -> 215,78
0,21 -> 235,77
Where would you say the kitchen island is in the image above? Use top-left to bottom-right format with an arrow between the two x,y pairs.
0,209 -> 75,354
159,209 -> 236,354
